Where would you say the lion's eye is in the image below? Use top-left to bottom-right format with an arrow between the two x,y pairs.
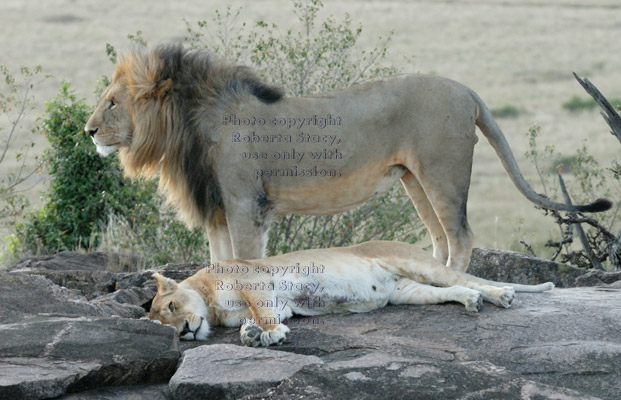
108,99 -> 116,110
168,302 -> 175,312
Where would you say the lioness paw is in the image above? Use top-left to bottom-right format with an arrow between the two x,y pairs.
498,286 -> 515,308
239,323 -> 289,347
465,291 -> 483,312
261,324 -> 289,346
240,323 -> 264,347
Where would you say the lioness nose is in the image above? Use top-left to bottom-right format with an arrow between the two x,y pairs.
86,127 -> 98,137
180,320 -> 191,336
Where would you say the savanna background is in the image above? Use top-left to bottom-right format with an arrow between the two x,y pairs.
1,0 -> 621,268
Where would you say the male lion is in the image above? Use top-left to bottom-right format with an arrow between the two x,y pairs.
148,241 -> 553,346
85,44 -> 610,271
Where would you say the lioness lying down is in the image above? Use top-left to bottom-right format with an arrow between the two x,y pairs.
149,241 -> 553,347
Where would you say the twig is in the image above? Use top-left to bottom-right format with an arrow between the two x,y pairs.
557,172 -> 603,269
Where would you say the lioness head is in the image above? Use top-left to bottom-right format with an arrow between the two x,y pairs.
149,273 -> 210,340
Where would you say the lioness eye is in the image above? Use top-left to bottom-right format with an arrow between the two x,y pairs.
108,99 -> 116,110
168,302 -> 175,312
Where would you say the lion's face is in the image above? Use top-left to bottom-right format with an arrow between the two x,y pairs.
84,83 -> 133,156
149,273 -> 211,340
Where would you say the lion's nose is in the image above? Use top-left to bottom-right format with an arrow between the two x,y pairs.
86,127 -> 98,137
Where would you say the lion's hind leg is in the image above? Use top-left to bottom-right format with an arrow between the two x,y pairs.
388,277 -> 483,312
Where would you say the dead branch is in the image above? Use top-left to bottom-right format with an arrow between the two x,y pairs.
573,72 -> 621,144
557,172 -> 603,269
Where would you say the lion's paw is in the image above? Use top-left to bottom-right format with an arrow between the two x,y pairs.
465,291 -> 483,312
498,287 -> 515,308
240,323 -> 290,347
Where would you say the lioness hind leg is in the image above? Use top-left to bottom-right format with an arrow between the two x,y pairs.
400,172 -> 449,264
388,278 -> 483,312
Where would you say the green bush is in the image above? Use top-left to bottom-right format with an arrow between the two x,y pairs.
14,83 -> 158,254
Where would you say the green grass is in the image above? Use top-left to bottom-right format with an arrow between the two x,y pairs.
562,95 -> 621,113
490,104 -> 524,119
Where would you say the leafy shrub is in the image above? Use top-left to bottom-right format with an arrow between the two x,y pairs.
14,84 -> 156,254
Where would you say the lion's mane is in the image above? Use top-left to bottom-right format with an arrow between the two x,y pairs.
112,44 -> 283,227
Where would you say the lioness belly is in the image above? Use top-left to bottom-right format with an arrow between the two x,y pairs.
275,259 -> 399,316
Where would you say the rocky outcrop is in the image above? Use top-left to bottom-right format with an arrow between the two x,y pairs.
0,317 -> 179,399
0,249 -> 619,399
468,247 -> 588,287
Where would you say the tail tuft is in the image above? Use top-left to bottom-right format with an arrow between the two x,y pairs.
577,198 -> 613,213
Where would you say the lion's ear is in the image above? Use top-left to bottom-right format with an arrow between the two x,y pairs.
152,272 -> 178,292
131,77 -> 173,100
153,78 -> 173,98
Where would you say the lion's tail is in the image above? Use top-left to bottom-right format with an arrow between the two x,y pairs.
470,90 -> 611,213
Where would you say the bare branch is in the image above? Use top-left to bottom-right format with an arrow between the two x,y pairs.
557,172 -> 603,269
573,72 -> 621,144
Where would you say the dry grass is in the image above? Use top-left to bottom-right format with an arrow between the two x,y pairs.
2,0 -> 621,257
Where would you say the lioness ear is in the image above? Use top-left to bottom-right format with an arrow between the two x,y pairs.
152,272 -> 178,292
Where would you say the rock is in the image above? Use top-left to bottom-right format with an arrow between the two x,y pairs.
0,272 -> 99,323
9,252 -> 201,299
169,344 -> 322,400
90,287 -> 156,318
58,383 -> 171,400
469,247 -> 587,287
0,271 -> 149,322
182,287 -> 621,400
0,317 -> 179,399
575,269 -> 621,286
2,249 -> 620,399
10,251 -> 142,273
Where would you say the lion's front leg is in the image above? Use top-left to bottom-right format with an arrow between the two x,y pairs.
225,204 -> 271,259
206,220 -> 234,263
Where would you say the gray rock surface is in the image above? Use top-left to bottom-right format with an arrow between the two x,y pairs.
169,344 -> 323,399
469,247 -> 587,287
1,250 -> 620,399
188,287 -> 620,400
0,317 -> 179,399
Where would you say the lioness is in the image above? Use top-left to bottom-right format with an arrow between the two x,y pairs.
85,44 -> 610,271
148,241 -> 553,346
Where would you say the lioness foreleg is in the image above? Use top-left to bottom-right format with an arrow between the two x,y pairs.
388,278 -> 483,312
238,290 -> 290,347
